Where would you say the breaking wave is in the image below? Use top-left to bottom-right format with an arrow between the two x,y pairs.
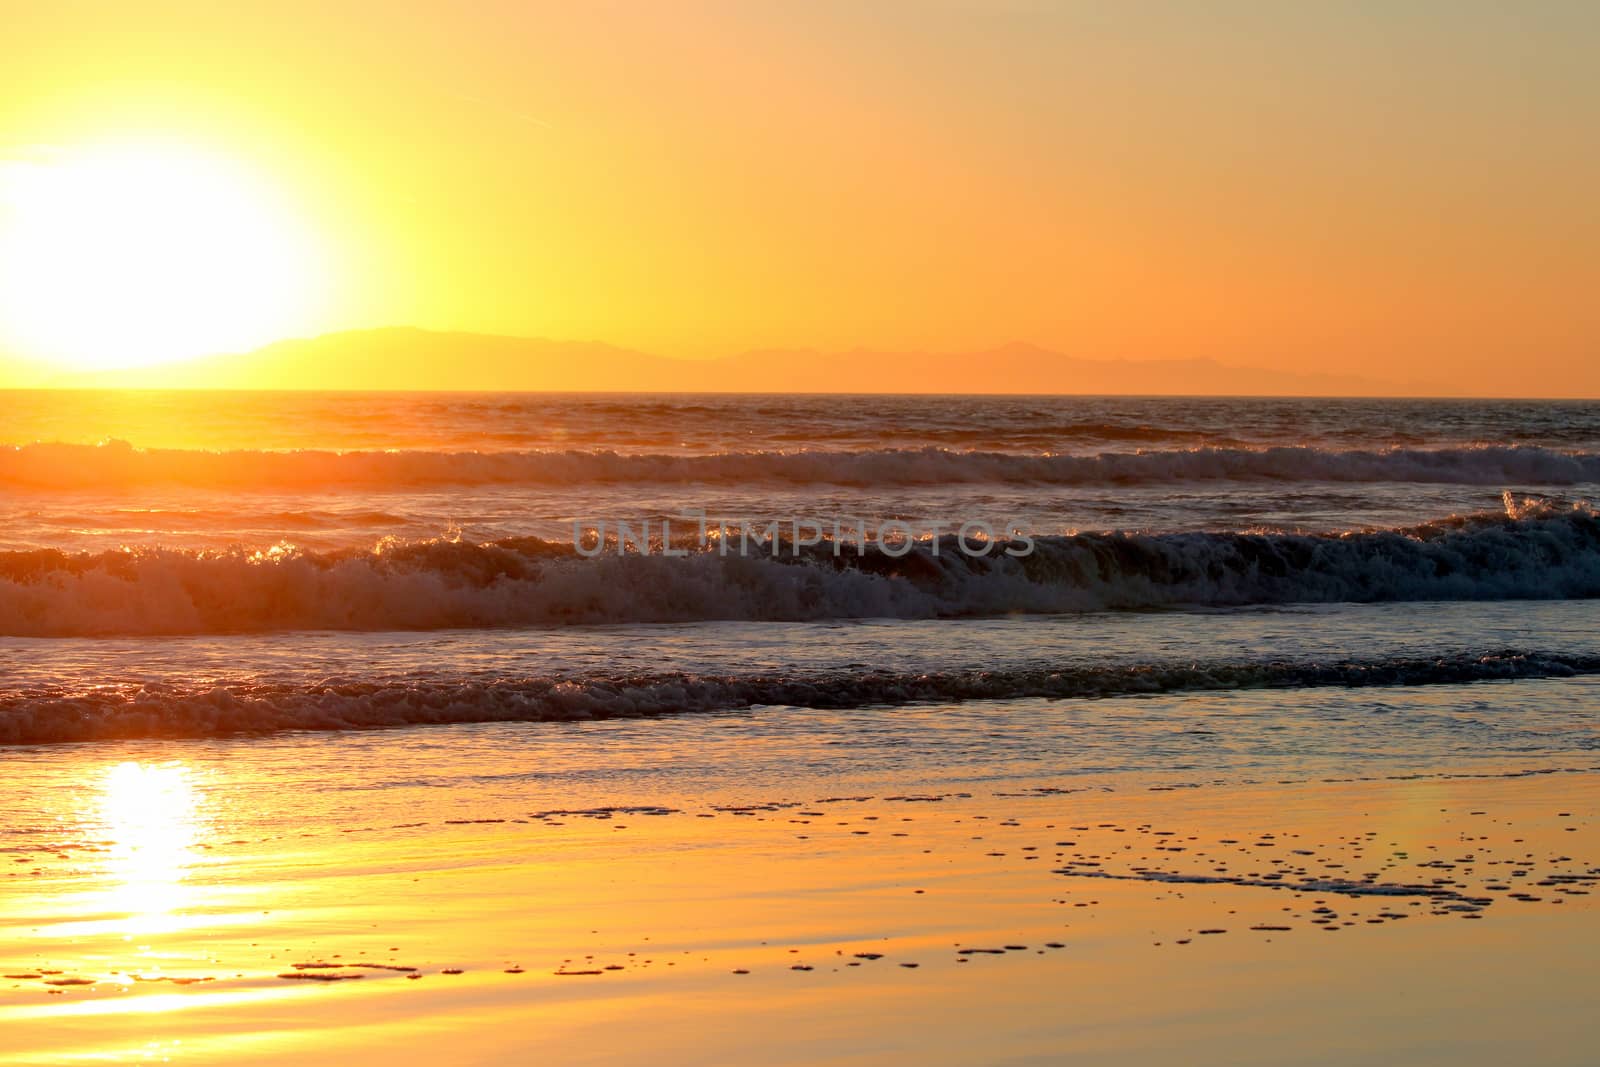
2,650 -> 1595,744
1,502 -> 1596,636
5,440 -> 1600,489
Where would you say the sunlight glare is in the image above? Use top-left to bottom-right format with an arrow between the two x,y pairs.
99,761 -> 203,936
0,139 -> 329,372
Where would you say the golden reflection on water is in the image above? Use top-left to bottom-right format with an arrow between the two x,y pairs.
97,761 -> 203,936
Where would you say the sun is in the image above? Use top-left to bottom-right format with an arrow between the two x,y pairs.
0,138 -> 329,372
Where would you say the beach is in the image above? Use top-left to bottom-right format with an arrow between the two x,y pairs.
2,697 -> 1597,1065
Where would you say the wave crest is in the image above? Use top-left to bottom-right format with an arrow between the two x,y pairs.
3,650 -> 1595,744
5,441 -> 1600,489
0,504 -> 1596,636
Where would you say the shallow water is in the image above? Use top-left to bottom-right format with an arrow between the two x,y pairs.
2,697 -> 1597,1066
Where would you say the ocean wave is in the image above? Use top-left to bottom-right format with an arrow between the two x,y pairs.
0,502 -> 1596,636
2,650 -> 1594,744
4,440 -> 1600,489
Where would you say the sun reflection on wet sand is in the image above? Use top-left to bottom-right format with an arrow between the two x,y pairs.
1,754 -> 1598,1065
97,761 -> 203,937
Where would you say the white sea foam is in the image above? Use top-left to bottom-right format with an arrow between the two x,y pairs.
0,502 -> 1595,637
2,650 -> 1594,745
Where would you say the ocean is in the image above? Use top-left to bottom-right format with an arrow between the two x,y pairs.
2,391 -> 1600,756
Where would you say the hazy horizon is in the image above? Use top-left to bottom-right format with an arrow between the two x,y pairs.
4,323 -> 1589,398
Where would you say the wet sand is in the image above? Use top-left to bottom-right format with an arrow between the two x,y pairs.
2,750 -> 1598,1065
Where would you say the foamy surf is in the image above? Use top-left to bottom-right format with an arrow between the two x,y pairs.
3,649 -> 1594,744
0,502 -> 1595,636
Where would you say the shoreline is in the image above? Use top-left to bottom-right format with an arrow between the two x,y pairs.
2,745 -> 1596,1064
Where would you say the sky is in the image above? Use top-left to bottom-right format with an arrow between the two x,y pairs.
1,0 -> 1597,393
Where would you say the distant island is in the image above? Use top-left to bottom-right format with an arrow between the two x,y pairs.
5,326 -> 1426,395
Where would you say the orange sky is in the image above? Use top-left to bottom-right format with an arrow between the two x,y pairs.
1,1 -> 1597,393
